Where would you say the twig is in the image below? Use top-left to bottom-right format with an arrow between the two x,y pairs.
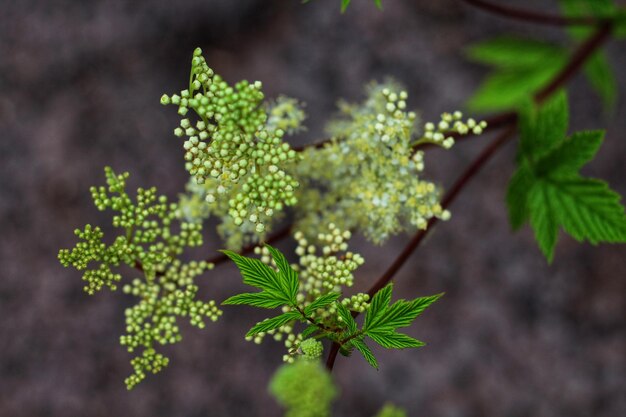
461,0 -> 610,27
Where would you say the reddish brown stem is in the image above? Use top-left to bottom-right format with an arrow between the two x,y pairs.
461,0 -> 609,27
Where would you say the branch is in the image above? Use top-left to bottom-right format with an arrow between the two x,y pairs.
460,0 -> 610,27
325,21 -> 614,371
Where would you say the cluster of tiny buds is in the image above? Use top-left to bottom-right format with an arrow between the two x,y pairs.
299,338 -> 324,360
381,88 -> 413,116
125,349 -> 169,390
245,321 -> 303,363
373,88 -> 417,144
419,111 -> 487,149
341,293 -> 370,313
161,48 -> 300,234
293,224 -> 364,296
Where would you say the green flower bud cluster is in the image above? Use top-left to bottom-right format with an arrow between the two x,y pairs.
266,95 -> 307,135
293,224 -> 364,299
161,48 -> 300,236
294,81 -> 483,243
125,348 -> 169,390
121,260 -> 221,389
413,110 -> 487,149
58,167 -> 220,389
58,225 -> 123,294
244,309 -> 304,362
299,338 -> 324,360
269,360 -> 337,417
341,293 -> 370,313
178,179 -> 276,251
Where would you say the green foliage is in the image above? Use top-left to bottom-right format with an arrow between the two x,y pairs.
466,32 -> 620,111
559,0 -> 624,38
269,360 -> 338,417
583,52 -> 617,110
58,167 -> 221,389
374,403 -> 408,417
225,241 -> 439,368
295,81 -> 483,244
466,37 -> 567,112
363,288 -> 436,361
507,93 -> 626,262
557,0 -> 620,108
224,226 -> 367,362
163,48 -> 300,240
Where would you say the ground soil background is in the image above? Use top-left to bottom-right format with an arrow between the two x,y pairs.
1,1 -> 625,416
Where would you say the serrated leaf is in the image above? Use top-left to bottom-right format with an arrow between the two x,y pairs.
528,181 -> 559,262
583,52 -> 617,110
365,284 -> 393,330
367,330 -> 425,349
519,90 -> 569,161
507,162 -> 535,230
352,339 -> 378,369
222,292 -> 285,309
535,130 -> 604,177
466,37 -> 563,69
265,245 -> 299,304
301,324 -> 319,338
368,294 -> 443,332
246,311 -> 301,337
222,250 -> 284,294
305,292 -> 341,316
529,176 -> 626,262
336,301 -> 357,334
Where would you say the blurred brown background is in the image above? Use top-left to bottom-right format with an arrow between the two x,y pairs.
1,1 -> 625,416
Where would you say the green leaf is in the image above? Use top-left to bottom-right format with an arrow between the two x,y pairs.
341,0 -> 351,13
352,339 -> 378,369
373,0 -> 383,10
222,250 -> 283,293
367,330 -> 425,349
222,292 -> 285,309
335,301 -> 357,334
507,162 -> 535,230
519,90 -> 569,161
529,176 -> 626,262
368,294 -> 443,332
467,61 -> 565,112
559,0 -> 616,39
301,325 -> 319,338
466,37 -> 563,69
265,245 -> 299,304
528,180 -> 559,262
583,52 -> 617,110
305,292 -> 342,316
534,130 -> 604,177
246,311 -> 301,337
364,284 -> 393,330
